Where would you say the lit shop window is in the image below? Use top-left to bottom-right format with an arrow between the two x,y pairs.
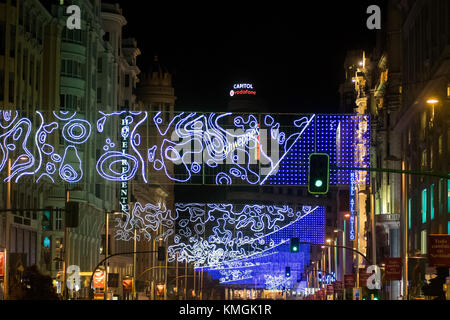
448,180 -> 450,214
430,184 -> 434,220
421,230 -> 427,254
408,198 -> 411,229
422,188 -> 427,223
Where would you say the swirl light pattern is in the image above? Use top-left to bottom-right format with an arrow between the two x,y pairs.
0,111 -> 369,186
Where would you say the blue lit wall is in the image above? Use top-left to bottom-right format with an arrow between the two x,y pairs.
268,114 -> 370,185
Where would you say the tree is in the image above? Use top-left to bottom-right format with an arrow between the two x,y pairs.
422,266 -> 448,300
8,265 -> 59,300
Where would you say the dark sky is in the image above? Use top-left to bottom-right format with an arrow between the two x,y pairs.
113,0 -> 387,113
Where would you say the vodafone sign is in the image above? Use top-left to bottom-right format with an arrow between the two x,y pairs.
230,83 -> 256,97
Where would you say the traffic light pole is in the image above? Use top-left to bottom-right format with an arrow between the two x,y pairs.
330,165 -> 449,180
302,242 -> 371,266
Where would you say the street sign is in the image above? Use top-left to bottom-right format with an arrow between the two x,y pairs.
385,258 -> 402,280
326,284 -> 334,295
93,269 -> 105,289
353,287 -> 361,300
333,281 -> 344,293
359,267 -> 370,287
122,279 -> 133,293
344,274 -> 355,288
428,235 -> 450,266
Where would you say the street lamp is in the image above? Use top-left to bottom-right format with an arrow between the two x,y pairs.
426,97 -> 439,124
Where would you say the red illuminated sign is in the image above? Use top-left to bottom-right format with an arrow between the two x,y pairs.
122,279 -> 133,293
0,251 -> 4,277
344,274 -> 355,288
230,83 -> 256,97
429,235 -> 450,266
384,257 -> 402,280
93,269 -> 105,289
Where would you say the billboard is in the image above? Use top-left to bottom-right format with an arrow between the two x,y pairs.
428,235 -> 450,267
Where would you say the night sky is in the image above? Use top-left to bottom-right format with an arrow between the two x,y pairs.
113,0 -> 387,114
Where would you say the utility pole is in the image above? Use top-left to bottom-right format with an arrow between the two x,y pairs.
104,211 -> 109,300
4,159 -> 11,300
63,189 -> 69,300
133,227 -> 137,300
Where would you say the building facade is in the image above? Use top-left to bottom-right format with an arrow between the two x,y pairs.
341,0 -> 450,300
0,0 -> 63,298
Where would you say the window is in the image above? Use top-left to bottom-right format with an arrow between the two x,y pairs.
421,230 -> 427,254
60,94 -> 82,110
97,87 -> 102,104
62,28 -> 84,44
95,184 -> 101,198
0,68 -> 4,101
10,24 -> 15,58
420,112 -> 426,139
0,22 -> 5,55
22,50 -> 27,80
104,32 -> 110,42
55,210 -> 62,230
36,61 -> 40,90
438,135 -> 443,155
408,198 -> 411,229
8,72 -> 14,103
29,57 -> 33,85
448,180 -> 450,214
430,184 -> 434,220
61,59 -> 84,78
421,150 -> 427,167
422,188 -> 427,223
125,74 -> 129,87
97,57 -> 102,73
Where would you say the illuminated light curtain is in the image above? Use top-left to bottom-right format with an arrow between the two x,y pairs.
0,111 -> 369,186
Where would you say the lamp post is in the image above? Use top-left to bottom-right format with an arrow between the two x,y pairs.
63,186 -> 82,300
3,159 -> 11,300
103,211 -> 121,300
343,213 -> 350,300
3,156 -> 28,300
326,239 -> 332,276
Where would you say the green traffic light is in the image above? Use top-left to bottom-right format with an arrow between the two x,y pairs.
314,180 -> 323,187
293,247 -> 298,252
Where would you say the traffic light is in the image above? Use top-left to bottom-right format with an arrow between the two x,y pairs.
285,266 -> 291,278
308,153 -> 329,194
157,246 -> 165,261
65,201 -> 79,228
290,237 -> 299,253
42,207 -> 53,231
